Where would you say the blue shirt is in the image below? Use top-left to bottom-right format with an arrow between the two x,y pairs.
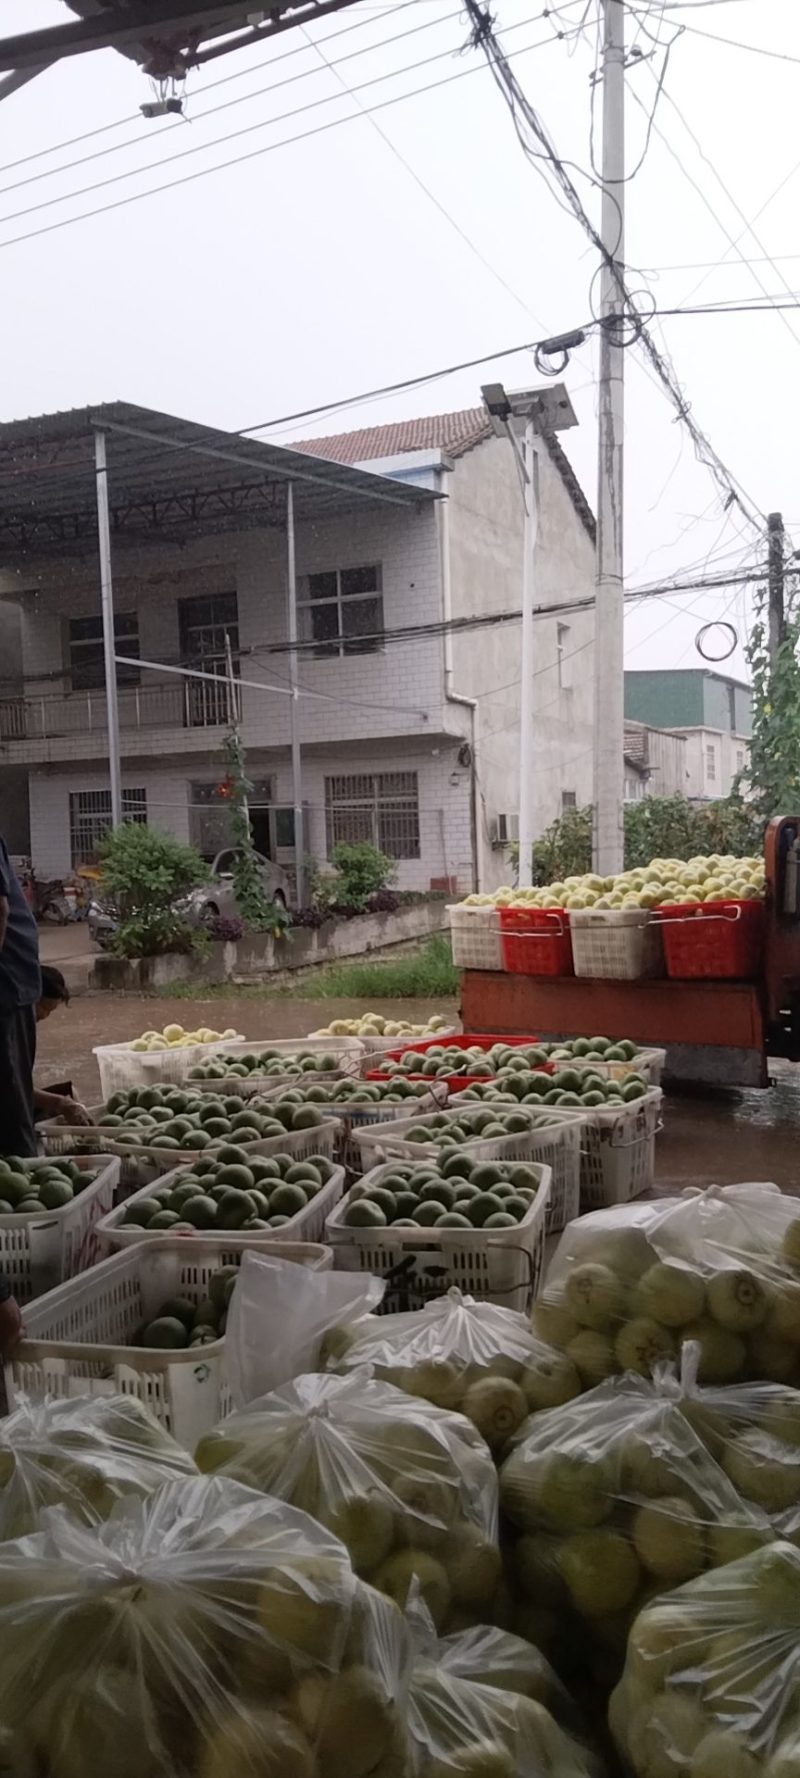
0,838 -> 41,1011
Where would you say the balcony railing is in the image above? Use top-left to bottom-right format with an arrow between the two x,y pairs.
0,677 -> 242,742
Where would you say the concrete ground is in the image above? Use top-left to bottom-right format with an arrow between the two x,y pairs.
31,983 -> 800,1196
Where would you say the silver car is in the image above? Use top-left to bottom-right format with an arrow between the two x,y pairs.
88,847 -> 290,945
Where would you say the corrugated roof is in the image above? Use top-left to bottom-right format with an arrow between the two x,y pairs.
294,407 -> 596,541
0,400 -> 435,564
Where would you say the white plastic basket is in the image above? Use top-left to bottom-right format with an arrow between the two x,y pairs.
330,1086 -> 449,1174
345,1027 -> 458,1058
40,1107 -> 340,1177
448,904 -> 503,971
191,1035 -> 364,1087
94,1040 -> 244,1101
97,1146 -> 345,1253
0,1155 -> 120,1303
354,1104 -> 582,1236
562,1050 -> 667,1088
553,1086 -> 663,1208
39,1124 -> 203,1199
7,1237 -> 331,1448
569,907 -> 665,980
325,1161 -> 550,1312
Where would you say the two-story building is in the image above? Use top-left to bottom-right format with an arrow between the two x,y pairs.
624,669 -> 752,801
0,398 -> 596,894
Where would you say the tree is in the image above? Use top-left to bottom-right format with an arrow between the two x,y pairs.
98,823 -> 207,957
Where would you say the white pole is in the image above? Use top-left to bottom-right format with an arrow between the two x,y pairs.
286,482 -> 305,907
592,0 -> 626,875
94,428 -> 122,827
517,416 -> 538,888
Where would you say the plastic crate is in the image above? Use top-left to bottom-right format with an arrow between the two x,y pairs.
39,1125 -> 202,1199
499,907 -> 574,977
354,1104 -> 582,1235
40,1106 -> 340,1175
310,1087 -> 449,1175
656,899 -> 765,980
563,1050 -> 667,1088
448,904 -> 503,971
188,1035 -> 364,1092
553,1087 -> 663,1209
569,907 -> 664,981
325,1161 -> 551,1312
97,1148 -> 345,1253
7,1237 -> 331,1448
0,1155 -> 120,1303
328,1027 -> 458,1058
94,1039 -> 243,1101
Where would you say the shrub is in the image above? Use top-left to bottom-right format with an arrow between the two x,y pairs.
98,824 -> 208,958
331,842 -> 395,912
207,914 -> 244,943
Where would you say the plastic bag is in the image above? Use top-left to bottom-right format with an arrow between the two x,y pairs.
0,1473 -> 413,1778
0,1394 -> 196,1541
195,1370 -> 500,1632
498,1372 -> 772,1691
654,1353 -> 800,1545
225,1252 -> 383,1406
611,1540 -> 800,1778
409,1634 -> 602,1778
534,1185 -> 800,1390
330,1288 -> 581,1454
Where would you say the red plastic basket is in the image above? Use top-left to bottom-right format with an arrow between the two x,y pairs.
499,906 -> 574,977
656,899 -> 765,980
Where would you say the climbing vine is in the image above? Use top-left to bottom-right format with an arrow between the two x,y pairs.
221,728 -> 289,935
743,574 -> 800,824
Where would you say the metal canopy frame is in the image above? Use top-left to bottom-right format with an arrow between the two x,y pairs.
0,400 -> 434,909
0,1 -> 365,78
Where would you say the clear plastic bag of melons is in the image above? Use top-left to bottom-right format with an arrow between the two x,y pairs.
329,1287 -> 582,1454
0,1393 -> 196,1541
611,1539 -> 800,1778
195,1369 -> 500,1633
534,1184 -> 800,1391
0,1473 -> 414,1778
498,1369 -> 773,1691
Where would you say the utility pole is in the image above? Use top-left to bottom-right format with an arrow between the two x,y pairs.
592,0 -> 626,875
518,418 -> 538,889
768,511 -> 785,671
94,428 -> 122,829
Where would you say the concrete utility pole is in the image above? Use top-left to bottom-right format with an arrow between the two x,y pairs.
768,511 -> 785,671
518,417 -> 539,889
592,0 -> 626,874
94,428 -> 123,828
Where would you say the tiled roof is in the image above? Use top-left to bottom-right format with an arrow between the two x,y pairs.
293,407 -> 596,541
292,408 -> 492,464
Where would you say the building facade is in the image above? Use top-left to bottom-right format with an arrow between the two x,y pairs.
624,669 -> 752,801
0,399 -> 596,894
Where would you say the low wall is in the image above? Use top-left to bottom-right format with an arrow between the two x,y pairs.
91,899 -> 447,991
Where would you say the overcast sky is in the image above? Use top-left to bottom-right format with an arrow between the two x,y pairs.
1,0 -> 797,680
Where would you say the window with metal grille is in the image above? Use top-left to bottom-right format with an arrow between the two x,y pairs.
68,788 -> 146,868
178,591 -> 239,727
561,789 -> 577,810
706,744 -> 716,781
69,612 -> 140,691
298,565 -> 383,658
325,772 -> 419,859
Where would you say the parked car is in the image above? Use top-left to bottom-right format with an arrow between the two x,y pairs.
88,848 -> 291,947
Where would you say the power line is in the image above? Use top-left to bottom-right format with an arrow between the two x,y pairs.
461,0 -> 767,536
0,33 -> 559,253
668,14 -> 800,65
0,3 -> 463,201
0,0 -> 413,179
0,19 -> 544,230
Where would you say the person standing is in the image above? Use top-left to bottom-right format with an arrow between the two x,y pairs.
0,834 -> 41,1356
0,835 -> 41,1159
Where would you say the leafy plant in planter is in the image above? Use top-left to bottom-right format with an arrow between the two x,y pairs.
98,825 -> 208,958
330,841 -> 395,912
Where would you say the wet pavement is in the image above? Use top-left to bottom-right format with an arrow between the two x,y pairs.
32,991 -> 800,1196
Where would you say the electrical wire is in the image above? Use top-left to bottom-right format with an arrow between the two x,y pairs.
666,15 -> 800,65
0,33 -> 563,253
0,5 -> 468,202
461,0 -> 767,536
0,18 -> 547,231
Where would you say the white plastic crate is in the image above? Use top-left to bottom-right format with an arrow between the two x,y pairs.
325,1161 -> 550,1312
346,1027 -> 458,1058
355,1104 -> 582,1235
562,1050 -> 667,1088
98,1147 -> 345,1253
94,1039 -> 244,1101
0,1155 -> 119,1303
6,1237 -> 331,1448
569,907 -> 665,981
40,1106 -> 340,1176
39,1125 -> 197,1199
190,1035 -> 364,1089
448,904 -> 503,971
552,1086 -> 664,1208
331,1086 -> 449,1175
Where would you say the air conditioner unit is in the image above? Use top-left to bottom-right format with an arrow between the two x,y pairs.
491,812 -> 519,846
